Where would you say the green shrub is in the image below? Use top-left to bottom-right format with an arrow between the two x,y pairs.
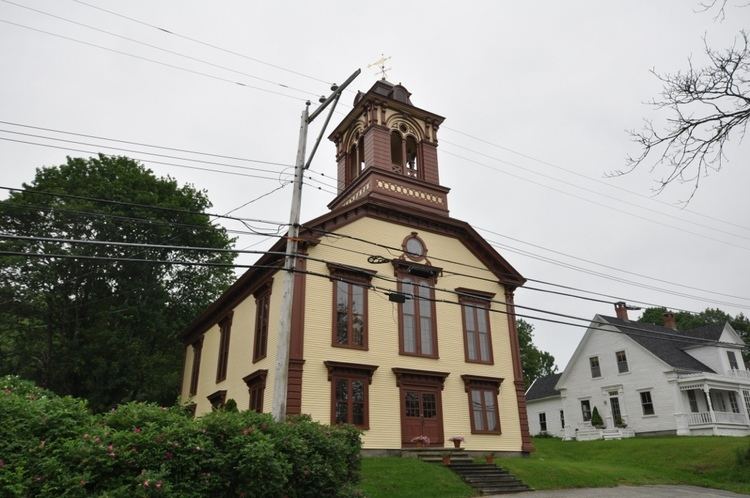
591,406 -> 604,428
0,376 -> 362,497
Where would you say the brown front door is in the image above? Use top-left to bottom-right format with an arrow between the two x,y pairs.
401,387 -> 444,446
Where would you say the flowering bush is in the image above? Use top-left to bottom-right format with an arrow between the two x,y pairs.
410,435 -> 430,445
0,375 -> 362,497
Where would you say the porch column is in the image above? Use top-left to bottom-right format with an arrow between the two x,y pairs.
703,385 -> 717,435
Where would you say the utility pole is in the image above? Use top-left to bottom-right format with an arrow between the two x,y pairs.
271,68 -> 361,422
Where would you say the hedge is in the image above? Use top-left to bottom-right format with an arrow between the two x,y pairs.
0,376 -> 362,497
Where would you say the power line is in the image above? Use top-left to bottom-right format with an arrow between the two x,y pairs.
0,120 -> 294,167
0,248 -> 723,347
0,137 -> 294,183
0,185 -> 289,226
70,0 -> 334,86
1,0 -> 323,99
0,19 -> 309,102
441,148 -> 750,253
474,225 -> 750,303
442,125 -> 750,234
444,139 -> 750,244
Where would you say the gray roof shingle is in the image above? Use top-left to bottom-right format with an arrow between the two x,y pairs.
525,373 -> 562,401
599,316 -> 716,373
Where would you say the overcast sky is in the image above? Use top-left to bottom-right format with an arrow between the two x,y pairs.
1,0 -> 748,369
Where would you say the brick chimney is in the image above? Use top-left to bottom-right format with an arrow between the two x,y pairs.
614,301 -> 629,321
663,312 -> 677,330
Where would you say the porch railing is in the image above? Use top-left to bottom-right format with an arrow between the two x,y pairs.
687,411 -> 749,425
729,369 -> 750,379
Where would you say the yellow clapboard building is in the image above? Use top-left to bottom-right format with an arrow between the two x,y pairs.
180,80 -> 533,454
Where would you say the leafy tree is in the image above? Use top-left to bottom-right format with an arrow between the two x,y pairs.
0,155 -> 235,410
620,2 -> 749,199
638,307 -> 749,363
517,318 -> 557,388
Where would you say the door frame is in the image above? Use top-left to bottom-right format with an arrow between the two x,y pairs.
392,368 -> 449,447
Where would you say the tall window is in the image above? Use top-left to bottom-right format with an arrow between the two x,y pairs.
728,392 -> 740,413
743,390 -> 750,418
687,390 -> 699,412
216,313 -> 232,383
589,356 -> 601,378
616,350 -> 629,373
243,369 -> 268,413
560,410 -> 565,428
728,351 -> 739,370
189,338 -> 203,396
390,131 -> 402,169
580,399 -> 592,421
640,391 -> 655,415
460,292 -> 494,364
325,361 -> 378,430
405,136 -> 419,178
462,375 -> 502,434
398,274 -> 437,357
329,265 -> 373,350
539,412 -> 547,432
347,136 -> 365,183
253,283 -> 271,363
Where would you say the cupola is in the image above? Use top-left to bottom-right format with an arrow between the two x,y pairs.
327,80 -> 449,215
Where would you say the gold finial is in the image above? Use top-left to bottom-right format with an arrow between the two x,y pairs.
368,54 -> 391,80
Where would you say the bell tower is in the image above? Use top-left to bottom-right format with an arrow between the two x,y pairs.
327,80 -> 449,215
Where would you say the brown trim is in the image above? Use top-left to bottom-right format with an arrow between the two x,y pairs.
252,281 -> 272,363
215,312 -> 233,383
325,361 -> 378,430
505,290 -> 534,453
458,294 -> 494,365
189,337 -> 203,396
207,389 -> 227,410
465,384 -> 502,435
402,231 -> 428,262
180,197 -> 524,344
243,369 -> 268,412
395,266 -> 439,358
287,254 -> 307,415
329,264 -> 372,351
391,367 -> 449,389
455,287 -> 496,300
460,374 -> 503,393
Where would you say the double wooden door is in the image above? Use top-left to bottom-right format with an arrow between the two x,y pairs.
400,386 -> 444,446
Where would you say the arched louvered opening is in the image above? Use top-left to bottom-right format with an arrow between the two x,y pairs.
405,135 -> 419,178
390,131 -> 403,170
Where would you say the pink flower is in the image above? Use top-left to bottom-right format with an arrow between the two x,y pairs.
133,427 -> 142,433
143,480 -> 150,488
155,481 -> 163,489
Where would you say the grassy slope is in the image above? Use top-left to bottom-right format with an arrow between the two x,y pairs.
499,436 -> 750,494
360,457 -> 474,498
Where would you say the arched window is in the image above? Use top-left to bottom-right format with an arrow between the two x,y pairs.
347,135 -> 365,183
405,135 -> 419,178
390,131 -> 403,170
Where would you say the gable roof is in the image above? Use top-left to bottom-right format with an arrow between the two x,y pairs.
180,196 -> 525,344
679,323 -> 725,342
525,373 -> 562,401
599,316 -> 715,373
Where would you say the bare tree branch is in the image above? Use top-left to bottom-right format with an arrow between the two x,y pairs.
613,30 -> 750,201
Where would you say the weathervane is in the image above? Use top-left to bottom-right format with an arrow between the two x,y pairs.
368,54 -> 391,80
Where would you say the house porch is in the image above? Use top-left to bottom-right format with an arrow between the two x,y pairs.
675,378 -> 750,437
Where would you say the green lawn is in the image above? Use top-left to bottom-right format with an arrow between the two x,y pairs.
360,457 -> 474,498
360,436 -> 750,497
500,436 -> 750,494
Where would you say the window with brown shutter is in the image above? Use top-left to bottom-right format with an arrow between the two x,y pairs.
189,337 -> 203,396
243,369 -> 268,412
328,264 -> 375,350
216,313 -> 233,383
457,289 -> 495,364
253,283 -> 272,363
324,361 -> 378,430
461,375 -> 502,435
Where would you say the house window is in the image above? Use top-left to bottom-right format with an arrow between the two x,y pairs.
727,351 -> 739,370
253,283 -> 272,363
188,337 -> 203,396
560,410 -> 565,428
346,135 -> 365,183
405,135 -> 419,178
462,375 -> 502,434
589,356 -> 601,378
216,313 -> 233,383
687,390 -> 699,413
207,390 -> 227,410
459,291 -> 494,364
396,265 -> 439,358
728,392 -> 740,413
539,412 -> 547,432
324,361 -> 378,430
329,264 -> 374,350
616,350 -> 629,373
640,391 -> 655,415
402,233 -> 427,262
581,399 -> 592,422
243,369 -> 268,413
743,390 -> 750,417
715,392 -> 727,412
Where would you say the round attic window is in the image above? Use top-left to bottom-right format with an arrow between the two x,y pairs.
403,232 -> 427,261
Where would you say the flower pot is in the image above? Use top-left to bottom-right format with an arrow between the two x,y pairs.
452,440 -> 461,449
415,441 -> 425,448
442,455 -> 451,465
485,455 -> 494,464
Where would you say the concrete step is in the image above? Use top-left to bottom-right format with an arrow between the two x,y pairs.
437,461 -> 531,495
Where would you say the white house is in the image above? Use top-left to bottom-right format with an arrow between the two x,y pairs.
527,302 -> 750,439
